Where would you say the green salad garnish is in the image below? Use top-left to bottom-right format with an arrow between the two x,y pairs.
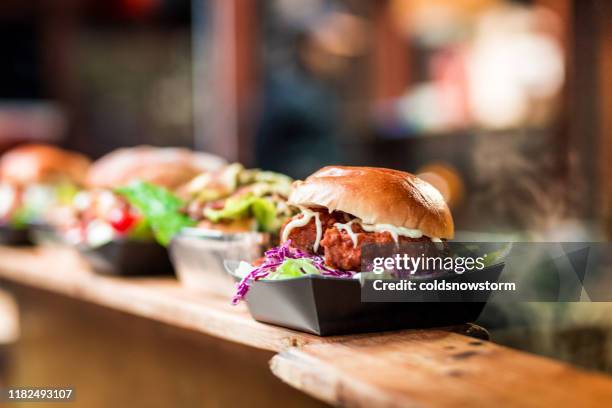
116,181 -> 195,246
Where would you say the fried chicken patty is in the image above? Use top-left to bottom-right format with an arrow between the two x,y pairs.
281,210 -> 434,271
320,226 -> 431,271
281,209 -> 344,254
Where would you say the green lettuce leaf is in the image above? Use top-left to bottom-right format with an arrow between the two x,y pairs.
203,195 -> 254,222
250,197 -> 278,232
8,207 -> 34,229
125,217 -> 155,241
115,181 -> 195,246
203,194 -> 280,233
267,258 -> 320,280
56,182 -> 80,205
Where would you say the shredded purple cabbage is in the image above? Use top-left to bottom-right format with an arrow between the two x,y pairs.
232,240 -> 353,304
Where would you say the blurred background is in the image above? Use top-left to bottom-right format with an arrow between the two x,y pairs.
2,0 -> 609,237
0,0 -> 611,394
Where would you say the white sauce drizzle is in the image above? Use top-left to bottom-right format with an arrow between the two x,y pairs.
334,220 -> 359,248
360,223 -> 423,242
313,211 -> 322,252
334,220 -> 441,245
283,208 -> 442,250
281,207 -> 322,252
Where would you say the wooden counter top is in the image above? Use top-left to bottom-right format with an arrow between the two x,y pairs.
0,246 -> 482,351
271,331 -> 612,407
0,246 -> 328,351
1,245 -> 611,407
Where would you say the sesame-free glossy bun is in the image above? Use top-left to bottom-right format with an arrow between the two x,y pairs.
86,146 -> 226,190
288,166 -> 454,239
0,144 -> 91,186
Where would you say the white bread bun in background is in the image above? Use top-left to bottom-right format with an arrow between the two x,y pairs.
86,145 -> 227,190
288,166 -> 454,239
0,144 -> 91,186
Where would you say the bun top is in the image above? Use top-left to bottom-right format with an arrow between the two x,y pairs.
86,146 -> 226,190
0,144 -> 91,186
288,166 -> 454,239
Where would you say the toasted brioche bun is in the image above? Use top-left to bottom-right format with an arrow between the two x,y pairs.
288,166 -> 454,239
86,146 -> 226,190
0,144 -> 91,186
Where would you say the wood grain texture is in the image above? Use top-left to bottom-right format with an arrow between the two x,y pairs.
0,246 -> 326,351
2,246 -> 611,408
270,331 -> 612,408
0,246 -> 481,353
6,285 -> 329,408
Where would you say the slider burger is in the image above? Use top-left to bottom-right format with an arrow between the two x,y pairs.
232,166 -> 453,303
0,144 -> 90,228
57,146 -> 225,247
86,145 -> 226,190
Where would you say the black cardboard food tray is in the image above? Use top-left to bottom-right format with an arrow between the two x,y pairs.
80,240 -> 174,276
0,225 -> 32,246
244,263 -> 505,336
28,223 -> 64,246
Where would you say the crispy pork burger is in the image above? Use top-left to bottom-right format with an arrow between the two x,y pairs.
56,146 -> 226,247
232,166 -> 453,303
0,144 -> 91,228
284,166 -> 453,270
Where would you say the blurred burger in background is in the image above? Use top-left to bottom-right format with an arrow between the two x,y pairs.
169,164 -> 295,293
0,144 -> 90,232
180,163 -> 294,236
55,146 -> 226,247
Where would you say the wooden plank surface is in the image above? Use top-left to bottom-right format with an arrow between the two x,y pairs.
0,246 -> 482,352
2,246 -> 611,407
7,284 -> 329,408
271,331 -> 612,408
0,246 -> 330,351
